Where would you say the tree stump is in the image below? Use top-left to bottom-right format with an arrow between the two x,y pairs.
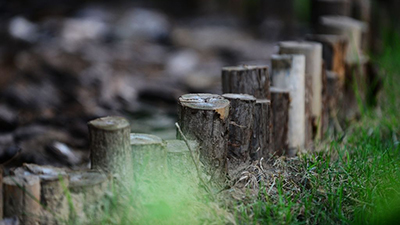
318,16 -> 368,64
222,94 -> 256,171
221,65 -> 270,99
88,116 -> 132,179
271,54 -> 306,153
306,34 -> 348,86
177,93 -> 230,183
40,174 -> 70,224
3,175 -> 41,225
249,99 -> 272,160
279,41 -> 323,145
311,0 -> 351,30
165,140 -> 199,182
130,133 -> 166,179
68,171 -> 109,223
270,87 -> 291,156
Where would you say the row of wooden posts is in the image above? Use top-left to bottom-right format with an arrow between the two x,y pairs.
0,0 -> 373,223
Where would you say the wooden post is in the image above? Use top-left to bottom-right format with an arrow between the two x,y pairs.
249,99 -> 272,160
40,174 -> 70,224
177,93 -> 230,183
278,41 -> 323,145
306,34 -> 348,86
270,87 -> 291,156
130,133 -> 166,179
271,54 -> 306,152
311,0 -> 351,30
3,175 -> 41,225
222,65 -> 270,99
222,94 -> 256,171
318,16 -> 368,64
165,140 -> 199,181
68,171 -> 109,223
88,116 -> 132,179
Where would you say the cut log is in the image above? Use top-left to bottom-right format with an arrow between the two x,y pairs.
88,116 -> 132,179
3,175 -> 41,225
318,16 -> 368,64
249,99 -> 272,160
305,34 -> 348,86
271,54 -> 306,152
165,140 -> 199,181
222,94 -> 256,171
40,174 -> 70,224
68,171 -> 109,223
221,65 -> 270,99
270,87 -> 291,156
130,133 -> 166,179
278,41 -> 323,145
311,0 -> 351,30
177,93 -> 230,183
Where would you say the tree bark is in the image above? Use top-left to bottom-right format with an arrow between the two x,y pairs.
177,93 -> 230,183
130,133 -> 166,180
88,116 -> 132,179
3,175 -> 41,225
222,94 -> 256,171
271,54 -> 306,153
222,65 -> 270,99
249,99 -> 272,161
270,87 -> 291,156
278,41 -> 323,146
165,140 -> 199,181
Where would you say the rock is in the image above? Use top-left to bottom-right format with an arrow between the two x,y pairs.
0,217 -> 19,225
45,141 -> 81,165
0,105 -> 18,131
166,50 -> 200,78
8,17 -> 38,43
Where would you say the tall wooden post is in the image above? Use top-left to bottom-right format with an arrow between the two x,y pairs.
88,116 -> 132,179
222,65 -> 270,99
278,41 -> 323,145
271,54 -> 306,153
222,94 -> 256,171
177,93 -> 230,183
270,87 -> 291,156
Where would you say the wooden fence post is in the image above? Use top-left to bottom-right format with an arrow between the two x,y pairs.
177,93 -> 230,183
278,41 -> 323,145
270,87 -> 291,156
271,54 -> 306,153
222,65 -> 270,99
3,175 -> 41,225
222,94 -> 256,172
250,99 -> 272,160
88,116 -> 132,179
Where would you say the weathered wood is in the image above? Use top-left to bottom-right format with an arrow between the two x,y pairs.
130,133 -> 166,179
222,94 -> 256,170
270,87 -> 291,156
278,41 -> 323,145
325,71 -> 341,133
40,174 -> 70,224
311,0 -> 351,30
306,34 -> 348,86
222,65 -> 270,99
68,171 -> 109,223
249,99 -> 272,160
3,175 -> 41,225
165,140 -> 199,180
88,116 -> 132,178
271,54 -> 306,152
177,93 -> 230,183
318,16 -> 368,64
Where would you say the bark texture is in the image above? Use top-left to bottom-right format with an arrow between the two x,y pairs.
88,116 -> 132,178
271,54 -> 306,152
222,94 -> 256,170
250,99 -> 272,161
279,41 -> 323,146
271,87 -> 291,156
3,175 -> 41,225
177,93 -> 230,183
222,65 -> 270,99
